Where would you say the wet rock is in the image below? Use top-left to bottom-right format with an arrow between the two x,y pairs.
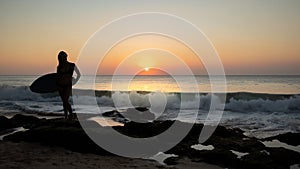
0,116 -> 14,130
4,118 -> 111,155
263,132 -> 300,146
114,120 -> 175,138
241,147 -> 300,169
166,124 -> 294,169
3,114 -> 300,169
102,107 -> 155,123
205,127 -> 266,153
164,157 -> 179,165
102,110 -> 128,123
122,107 -> 155,123
10,114 -> 42,128
192,148 -> 240,168
102,110 -> 124,118
1,114 -> 42,130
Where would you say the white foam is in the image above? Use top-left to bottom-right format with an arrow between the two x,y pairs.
1,85 -> 300,139
262,140 -> 300,153
221,111 -> 300,139
0,127 -> 28,141
290,164 -> 300,169
110,91 -> 217,111
230,150 -> 249,159
226,96 -> 300,113
191,144 -> 214,151
148,152 -> 178,165
112,91 -> 150,108
260,150 -> 270,155
1,85 -> 299,114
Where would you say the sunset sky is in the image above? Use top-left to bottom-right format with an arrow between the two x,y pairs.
0,0 -> 299,75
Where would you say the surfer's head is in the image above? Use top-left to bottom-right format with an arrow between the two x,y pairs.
58,51 -> 68,63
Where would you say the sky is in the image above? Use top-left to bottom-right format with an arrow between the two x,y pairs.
0,0 -> 299,75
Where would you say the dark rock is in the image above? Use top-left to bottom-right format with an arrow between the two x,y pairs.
192,148 -> 240,168
122,107 -> 155,123
267,147 -> 300,168
102,110 -> 124,118
102,110 -> 128,123
241,147 -> 300,169
3,114 -> 300,169
164,157 -> 179,165
133,107 -> 149,112
168,146 -> 240,168
10,114 -> 42,128
113,120 -> 175,138
102,107 -> 155,123
203,125 -> 265,153
166,123 -> 289,169
1,114 -> 42,130
37,112 -> 64,116
263,132 -> 300,146
0,116 -> 14,130
4,118 -> 111,155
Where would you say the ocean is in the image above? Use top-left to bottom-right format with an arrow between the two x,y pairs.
0,75 -> 299,138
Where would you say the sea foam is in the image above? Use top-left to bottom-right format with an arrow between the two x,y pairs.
0,85 -> 299,114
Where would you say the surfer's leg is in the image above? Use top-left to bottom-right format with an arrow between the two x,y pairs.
63,102 -> 69,119
58,87 -> 68,119
65,102 -> 72,119
65,86 -> 73,119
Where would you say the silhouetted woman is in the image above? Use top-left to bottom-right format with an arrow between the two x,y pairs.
56,51 -> 81,119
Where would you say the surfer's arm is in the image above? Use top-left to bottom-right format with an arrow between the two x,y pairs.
73,65 -> 81,85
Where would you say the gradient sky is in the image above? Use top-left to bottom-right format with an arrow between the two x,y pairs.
0,0 -> 299,75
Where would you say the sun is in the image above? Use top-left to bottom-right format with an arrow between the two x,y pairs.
138,67 -> 168,75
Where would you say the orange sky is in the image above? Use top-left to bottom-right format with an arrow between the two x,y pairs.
0,1 -> 299,75
97,34 -> 206,75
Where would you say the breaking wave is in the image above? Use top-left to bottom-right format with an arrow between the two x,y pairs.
0,85 -> 299,114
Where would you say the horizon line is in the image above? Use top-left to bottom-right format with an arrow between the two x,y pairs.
0,74 -> 300,76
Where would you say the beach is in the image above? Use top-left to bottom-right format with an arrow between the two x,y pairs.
0,113 -> 225,169
0,75 -> 300,168
0,141 -> 226,169
1,112 -> 300,169
0,141 -> 167,169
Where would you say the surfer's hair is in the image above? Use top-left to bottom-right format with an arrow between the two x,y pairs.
58,51 -> 68,63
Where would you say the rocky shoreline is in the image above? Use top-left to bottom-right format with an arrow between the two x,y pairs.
1,112 -> 300,169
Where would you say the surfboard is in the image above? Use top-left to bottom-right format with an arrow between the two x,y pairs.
30,73 -> 59,93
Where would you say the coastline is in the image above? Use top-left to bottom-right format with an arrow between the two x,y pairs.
0,141 -> 171,169
1,112 -> 300,169
0,141 -> 224,169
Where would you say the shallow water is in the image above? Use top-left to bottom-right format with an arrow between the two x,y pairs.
1,75 -> 300,94
0,75 -> 299,138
